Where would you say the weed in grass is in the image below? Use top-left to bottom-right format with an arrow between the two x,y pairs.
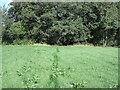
109,84 -> 118,88
48,48 -> 59,88
48,48 -> 65,88
67,66 -> 71,70
58,68 -> 65,76
3,71 -> 8,77
71,81 -> 87,88
16,63 -> 39,88
16,70 -> 23,76
56,47 -> 60,53
22,74 -> 39,88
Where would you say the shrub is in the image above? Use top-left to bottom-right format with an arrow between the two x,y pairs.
13,39 -> 34,45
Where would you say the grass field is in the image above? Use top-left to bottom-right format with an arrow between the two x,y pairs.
2,45 -> 118,88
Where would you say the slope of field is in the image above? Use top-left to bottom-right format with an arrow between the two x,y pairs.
2,45 -> 118,88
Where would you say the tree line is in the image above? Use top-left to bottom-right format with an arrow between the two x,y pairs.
2,2 -> 120,46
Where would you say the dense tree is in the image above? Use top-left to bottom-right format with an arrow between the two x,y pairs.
0,6 -> 2,43
2,5 -> 14,44
2,2 -> 119,46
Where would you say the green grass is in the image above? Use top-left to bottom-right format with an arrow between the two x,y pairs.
2,45 -> 118,88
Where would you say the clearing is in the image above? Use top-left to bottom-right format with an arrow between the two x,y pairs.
2,45 -> 118,88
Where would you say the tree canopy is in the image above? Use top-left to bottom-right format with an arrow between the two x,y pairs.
2,2 -> 119,46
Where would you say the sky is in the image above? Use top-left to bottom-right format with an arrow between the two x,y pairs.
0,0 -> 13,7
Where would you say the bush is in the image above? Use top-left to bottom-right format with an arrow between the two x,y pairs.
12,39 -> 34,45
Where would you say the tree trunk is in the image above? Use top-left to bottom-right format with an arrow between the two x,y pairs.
103,30 -> 107,47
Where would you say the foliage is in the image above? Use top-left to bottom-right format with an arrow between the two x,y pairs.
49,49 -> 59,88
8,21 -> 26,43
71,82 -> 86,88
48,48 -> 65,88
2,2 -> 119,46
16,63 -> 40,88
12,38 -> 34,45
